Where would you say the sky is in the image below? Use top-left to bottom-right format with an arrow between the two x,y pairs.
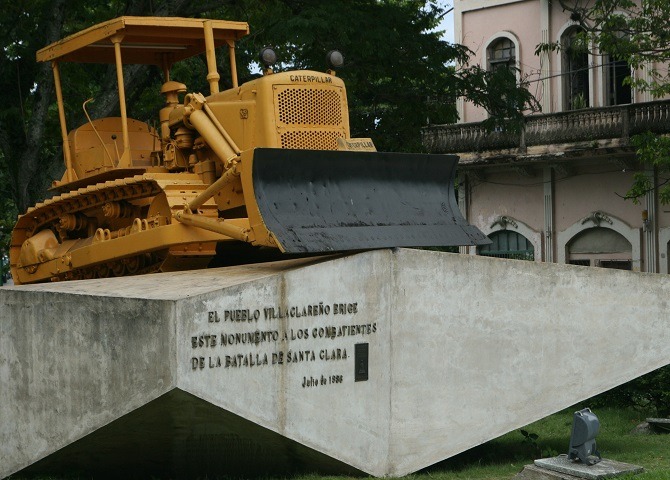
435,0 -> 455,44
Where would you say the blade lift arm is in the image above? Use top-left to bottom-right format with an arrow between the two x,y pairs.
175,93 -> 251,243
174,210 -> 250,242
174,163 -> 251,243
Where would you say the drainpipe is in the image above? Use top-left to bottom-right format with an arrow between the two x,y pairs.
644,169 -> 658,273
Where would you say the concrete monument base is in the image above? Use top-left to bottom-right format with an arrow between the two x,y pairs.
2,248 -> 670,478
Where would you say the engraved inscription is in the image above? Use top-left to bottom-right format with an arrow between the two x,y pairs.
301,374 -> 343,388
189,300 -> 374,388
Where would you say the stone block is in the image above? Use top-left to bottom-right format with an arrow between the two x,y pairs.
2,249 -> 670,478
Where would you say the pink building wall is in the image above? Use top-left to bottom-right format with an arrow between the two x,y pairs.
553,169 -> 642,231
454,0 -> 670,273
449,0 -> 670,273
460,0 -> 542,122
468,170 -> 544,229
456,0 -> 657,122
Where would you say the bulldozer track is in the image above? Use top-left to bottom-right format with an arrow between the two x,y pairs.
60,251 -> 168,282
10,176 -> 169,282
13,175 -> 163,240
49,251 -> 168,282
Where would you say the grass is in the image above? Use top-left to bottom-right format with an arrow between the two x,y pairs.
406,404 -> 670,480
11,405 -> 670,480
292,405 -> 670,480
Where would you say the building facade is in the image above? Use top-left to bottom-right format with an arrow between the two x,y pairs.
424,0 -> 670,273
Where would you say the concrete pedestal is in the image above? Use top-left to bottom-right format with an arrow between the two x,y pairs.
524,456 -> 644,479
2,249 -> 670,478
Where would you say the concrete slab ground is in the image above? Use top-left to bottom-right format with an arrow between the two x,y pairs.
2,249 -> 670,478
534,456 -> 644,479
516,459 -> 644,480
646,418 -> 670,433
516,464 -> 583,480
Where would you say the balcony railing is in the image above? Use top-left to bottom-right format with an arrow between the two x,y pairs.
422,100 -> 670,155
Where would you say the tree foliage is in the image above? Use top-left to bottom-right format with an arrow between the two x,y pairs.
0,150 -> 16,283
541,0 -> 670,203
0,0 -> 538,239
591,365 -> 670,417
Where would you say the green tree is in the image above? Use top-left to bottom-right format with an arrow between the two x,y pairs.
0,149 -> 16,284
0,0 -> 237,215
540,0 -> 670,203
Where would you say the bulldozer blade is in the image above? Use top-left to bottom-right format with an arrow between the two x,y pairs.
251,148 -> 490,253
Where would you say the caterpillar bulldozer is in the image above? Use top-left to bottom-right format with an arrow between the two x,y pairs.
10,16 -> 488,285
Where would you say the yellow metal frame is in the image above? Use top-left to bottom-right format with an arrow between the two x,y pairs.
13,222 -> 243,285
37,16 -> 250,186
36,17 -> 249,65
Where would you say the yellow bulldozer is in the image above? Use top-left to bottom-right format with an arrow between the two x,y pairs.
10,16 -> 488,285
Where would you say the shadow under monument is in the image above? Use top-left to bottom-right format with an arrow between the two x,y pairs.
17,389 -> 362,479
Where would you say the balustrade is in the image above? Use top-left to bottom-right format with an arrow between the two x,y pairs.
422,100 -> 670,154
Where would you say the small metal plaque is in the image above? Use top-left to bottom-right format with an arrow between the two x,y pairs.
355,343 -> 369,382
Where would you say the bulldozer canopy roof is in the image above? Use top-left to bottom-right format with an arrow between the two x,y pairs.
36,16 -> 249,65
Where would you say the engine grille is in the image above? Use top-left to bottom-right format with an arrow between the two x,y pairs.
277,88 -> 343,125
275,85 -> 346,150
280,131 -> 344,150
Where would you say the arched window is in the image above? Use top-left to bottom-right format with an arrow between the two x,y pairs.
478,230 -> 534,260
487,38 -> 516,72
562,28 -> 589,110
567,227 -> 632,270
558,211 -> 641,270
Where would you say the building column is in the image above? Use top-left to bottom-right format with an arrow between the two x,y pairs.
641,62 -> 654,103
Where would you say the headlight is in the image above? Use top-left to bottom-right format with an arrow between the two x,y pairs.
259,47 -> 278,67
326,50 -> 344,69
